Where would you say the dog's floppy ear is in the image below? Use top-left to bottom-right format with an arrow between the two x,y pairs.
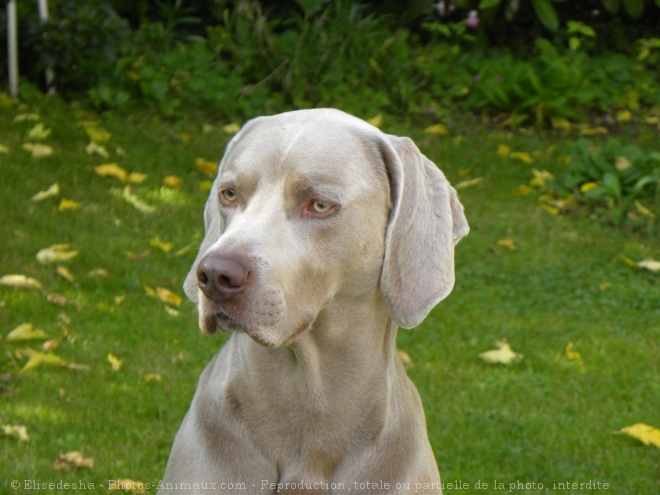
379,136 -> 469,328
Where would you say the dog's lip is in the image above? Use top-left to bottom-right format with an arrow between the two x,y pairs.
202,307 -> 240,335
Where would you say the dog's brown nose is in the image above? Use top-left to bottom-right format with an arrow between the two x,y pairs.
197,255 -> 250,301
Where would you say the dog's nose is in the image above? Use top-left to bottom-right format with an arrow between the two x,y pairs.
197,255 -> 251,301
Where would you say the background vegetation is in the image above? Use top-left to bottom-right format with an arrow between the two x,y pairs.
1,0 -> 658,493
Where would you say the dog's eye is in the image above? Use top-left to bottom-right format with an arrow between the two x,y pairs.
220,188 -> 237,203
311,200 -> 331,214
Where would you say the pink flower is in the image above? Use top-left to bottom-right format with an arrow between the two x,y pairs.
435,2 -> 446,17
467,10 -> 479,28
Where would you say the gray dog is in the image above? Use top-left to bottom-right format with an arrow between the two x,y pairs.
159,109 -> 469,494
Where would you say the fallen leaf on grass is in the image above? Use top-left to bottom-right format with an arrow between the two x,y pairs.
13,113 -> 40,122
367,114 -> 383,128
509,151 -> 534,165
0,274 -> 42,289
7,323 -> 48,341
57,266 -> 75,282
128,172 -> 148,184
529,169 -> 554,188
22,143 -> 54,157
149,237 -> 173,253
424,123 -> 448,135
156,287 -> 182,307
109,479 -> 147,494
496,239 -> 516,250
634,201 -> 655,219
85,141 -> 109,159
1,422 -> 30,442
164,306 -> 180,317
222,123 -> 241,134
565,343 -> 582,361
617,423 -> 660,447
20,351 -> 65,373
81,122 -> 112,143
27,123 -> 52,140
31,183 -> 60,201
479,340 -> 523,365
199,180 -> 213,192
42,340 -> 59,351
95,163 -> 128,182
36,244 -> 79,264
122,186 -> 155,213
47,293 -> 70,307
497,144 -> 511,158
0,143 -> 9,153
108,353 -> 122,371
162,175 -> 182,189
398,350 -> 413,365
88,268 -> 109,278
54,451 -> 94,470
144,373 -> 162,383
455,177 -> 483,190
195,158 -> 218,177
58,199 -> 80,211
637,259 -> 660,272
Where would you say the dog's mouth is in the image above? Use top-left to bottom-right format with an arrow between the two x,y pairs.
202,307 -> 242,335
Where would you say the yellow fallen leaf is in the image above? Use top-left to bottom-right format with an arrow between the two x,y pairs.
540,204 -> 561,216
36,244 -> 79,264
0,143 -> 9,153
479,340 -> 523,365
127,172 -> 148,184
509,151 -> 534,165
85,141 -> 109,158
455,177 -> 484,190
122,186 -> 155,213
618,423 -> 660,447
222,123 -> 241,134
615,156 -> 632,171
164,305 -> 180,316
634,201 -> 655,219
7,323 -> 48,341
203,123 -> 216,134
424,123 -> 448,135
54,451 -> 94,470
497,144 -> 511,158
398,349 -> 413,365
27,122 -> 51,140
616,110 -> 632,123
58,198 -> 80,211
637,259 -> 660,272
496,239 -> 516,250
22,143 -> 54,157
579,126 -> 608,136
109,479 -> 147,494
580,182 -> 599,193
56,266 -> 75,282
598,281 -> 611,291
20,351 -> 66,373
116,146 -> 126,156
82,123 -> 112,143
530,169 -> 554,188
144,285 -> 157,297
31,183 -> 60,201
195,158 -> 218,177
174,244 -> 194,258
144,373 -> 162,383
42,340 -> 59,352
1,423 -> 30,442
367,114 -> 383,128
95,163 -> 128,182
199,180 -> 213,192
565,343 -> 582,361
550,116 -> 572,130
162,175 -> 182,189
0,274 -> 42,289
13,112 -> 40,122
156,287 -> 182,307
88,268 -> 109,278
47,293 -> 70,307
108,353 -> 122,371
114,295 -> 126,305
149,236 -> 173,253
515,185 -> 535,197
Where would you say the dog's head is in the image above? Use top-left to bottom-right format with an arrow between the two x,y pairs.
184,109 -> 468,347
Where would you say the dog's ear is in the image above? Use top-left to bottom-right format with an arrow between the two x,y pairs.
379,136 -> 469,328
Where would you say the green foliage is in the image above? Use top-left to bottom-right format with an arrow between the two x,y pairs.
548,139 -> 660,228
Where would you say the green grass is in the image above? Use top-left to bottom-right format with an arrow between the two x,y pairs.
1,96 -> 658,494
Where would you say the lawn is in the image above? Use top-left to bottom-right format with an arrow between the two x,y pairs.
1,96 -> 658,494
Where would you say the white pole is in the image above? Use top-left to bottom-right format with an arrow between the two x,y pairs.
7,0 -> 19,96
37,0 -> 55,93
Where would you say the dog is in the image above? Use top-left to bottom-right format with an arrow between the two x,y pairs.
159,109 -> 469,494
